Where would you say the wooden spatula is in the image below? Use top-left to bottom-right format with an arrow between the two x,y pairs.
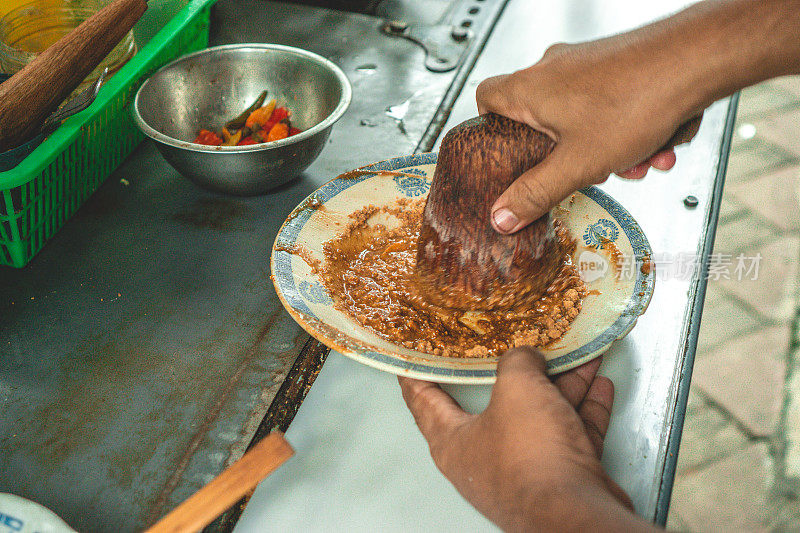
0,0 -> 147,152
145,432 -> 294,533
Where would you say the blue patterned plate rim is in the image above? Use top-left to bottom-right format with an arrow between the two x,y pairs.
271,152 -> 655,383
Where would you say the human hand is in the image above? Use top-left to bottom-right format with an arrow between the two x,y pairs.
399,348 -> 655,532
477,39 -> 703,234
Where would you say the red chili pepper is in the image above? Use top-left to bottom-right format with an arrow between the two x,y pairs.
261,119 -> 276,133
193,129 -> 223,146
236,136 -> 259,146
270,107 -> 289,123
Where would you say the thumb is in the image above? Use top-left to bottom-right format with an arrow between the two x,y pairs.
495,346 -> 549,387
491,347 -> 552,400
490,145 -> 590,234
490,347 -> 563,411
496,346 -> 548,380
398,376 -> 470,448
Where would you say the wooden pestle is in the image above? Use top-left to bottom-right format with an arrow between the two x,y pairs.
416,112 -> 702,311
416,113 -> 564,311
0,0 -> 147,152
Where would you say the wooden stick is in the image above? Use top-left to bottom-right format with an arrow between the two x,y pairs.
145,432 -> 294,533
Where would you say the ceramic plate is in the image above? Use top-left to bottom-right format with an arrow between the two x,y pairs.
271,153 -> 655,384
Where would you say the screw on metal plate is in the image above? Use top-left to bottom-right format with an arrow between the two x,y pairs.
451,27 -> 469,42
381,20 -> 471,72
683,195 -> 699,208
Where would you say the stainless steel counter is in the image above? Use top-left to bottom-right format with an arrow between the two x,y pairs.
0,0 -> 734,531
233,0 -> 735,530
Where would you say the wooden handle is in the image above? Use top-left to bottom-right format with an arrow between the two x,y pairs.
145,432 -> 295,533
0,0 -> 147,151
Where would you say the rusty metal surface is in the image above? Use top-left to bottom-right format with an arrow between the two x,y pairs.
208,336 -> 329,532
0,0 -> 507,531
0,143 -> 312,531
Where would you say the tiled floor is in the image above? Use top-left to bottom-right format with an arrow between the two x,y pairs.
666,77 -> 800,532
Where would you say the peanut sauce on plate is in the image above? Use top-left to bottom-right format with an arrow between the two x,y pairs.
317,199 -> 588,358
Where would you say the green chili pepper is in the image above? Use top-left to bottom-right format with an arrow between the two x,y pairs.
224,90 -> 268,131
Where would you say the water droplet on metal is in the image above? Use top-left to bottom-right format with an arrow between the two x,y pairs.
384,20 -> 408,34
683,195 -> 699,208
386,99 -> 411,121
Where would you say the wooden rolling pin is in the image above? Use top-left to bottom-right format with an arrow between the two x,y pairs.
0,0 -> 147,152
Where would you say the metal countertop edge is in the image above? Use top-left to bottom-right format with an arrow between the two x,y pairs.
653,92 -> 740,526
208,336 -> 330,532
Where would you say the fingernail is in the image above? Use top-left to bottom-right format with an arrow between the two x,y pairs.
492,208 -> 519,233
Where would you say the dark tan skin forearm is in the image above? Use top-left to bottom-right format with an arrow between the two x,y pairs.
477,0 -> 800,234
629,0 -> 800,120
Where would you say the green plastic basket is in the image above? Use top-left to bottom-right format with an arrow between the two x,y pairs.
0,0 -> 216,268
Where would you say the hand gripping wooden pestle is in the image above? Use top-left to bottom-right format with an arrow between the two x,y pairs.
415,112 -> 702,311
0,0 -> 147,152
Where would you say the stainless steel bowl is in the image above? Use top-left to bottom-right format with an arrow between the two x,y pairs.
133,44 -> 351,195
